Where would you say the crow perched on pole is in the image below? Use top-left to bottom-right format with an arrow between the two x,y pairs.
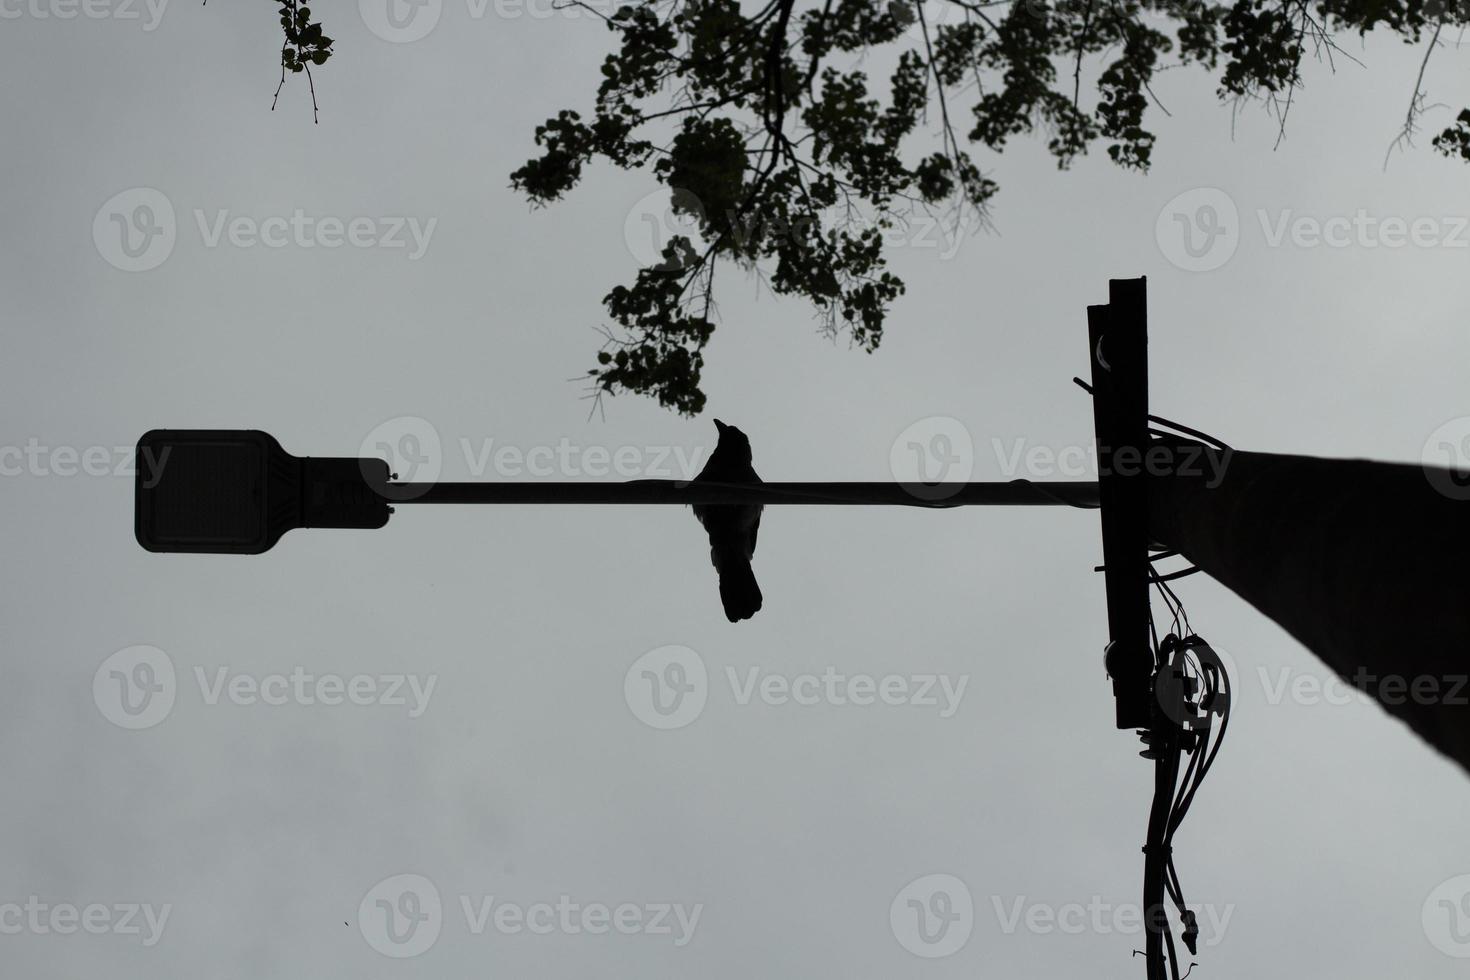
692,420 -> 764,621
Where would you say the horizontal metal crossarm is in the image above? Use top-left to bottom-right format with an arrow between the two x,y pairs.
130,431 -> 1101,554
379,479 -> 1101,508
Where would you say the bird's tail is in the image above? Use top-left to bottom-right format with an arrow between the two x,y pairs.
718,559 -> 763,622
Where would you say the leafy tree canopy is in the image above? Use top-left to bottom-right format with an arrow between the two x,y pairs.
509,0 -> 1469,414
260,0 -> 1470,414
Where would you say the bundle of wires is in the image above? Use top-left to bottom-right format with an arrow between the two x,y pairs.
1143,620 -> 1232,978
1142,421 -> 1234,969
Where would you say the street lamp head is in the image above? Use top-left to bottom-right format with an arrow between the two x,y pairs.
133,429 -> 391,555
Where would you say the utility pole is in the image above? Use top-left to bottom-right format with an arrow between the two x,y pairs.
131,277 -> 1470,979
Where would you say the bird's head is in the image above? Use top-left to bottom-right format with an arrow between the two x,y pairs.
712,419 -> 753,464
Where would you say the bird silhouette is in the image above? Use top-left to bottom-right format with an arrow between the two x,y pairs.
692,419 -> 763,621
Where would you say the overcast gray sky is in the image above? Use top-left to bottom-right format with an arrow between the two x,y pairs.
3,1 -> 1470,977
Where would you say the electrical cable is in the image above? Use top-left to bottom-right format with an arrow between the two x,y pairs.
1137,558 -> 1231,978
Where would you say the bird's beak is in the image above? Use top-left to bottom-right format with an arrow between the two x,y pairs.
713,419 -> 727,433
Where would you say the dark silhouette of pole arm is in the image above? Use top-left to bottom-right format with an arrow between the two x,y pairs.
379,479 -> 1100,507
130,429 -> 1099,556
